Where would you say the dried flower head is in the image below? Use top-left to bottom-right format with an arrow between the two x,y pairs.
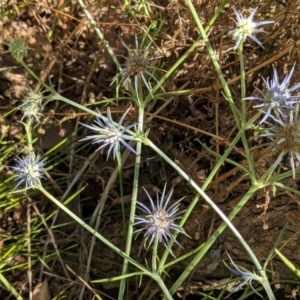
115,35 -> 163,95
228,7 -> 273,49
11,152 -> 48,191
20,87 -> 45,122
245,63 -> 300,124
80,107 -> 136,160
134,183 -> 188,252
224,253 -> 263,298
258,112 -> 300,179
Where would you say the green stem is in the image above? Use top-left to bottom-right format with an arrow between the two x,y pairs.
16,58 -> 102,118
184,0 -> 240,128
185,0 -> 257,182
0,272 -> 24,300
39,184 -> 176,297
164,186 -> 274,300
157,113 -> 262,273
117,151 -> 126,239
152,236 -> 159,273
260,152 -> 285,182
238,44 -> 246,118
24,119 -> 33,152
118,105 -> 144,299
156,277 -> 174,300
236,44 -> 258,178
143,0 -> 228,105
37,185 -> 148,274
76,0 -> 121,71
145,140 -> 267,282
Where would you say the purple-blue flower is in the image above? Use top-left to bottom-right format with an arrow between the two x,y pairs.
80,107 -> 136,160
224,253 -> 262,297
134,183 -> 188,252
11,152 -> 48,190
245,63 -> 300,124
229,7 -> 273,49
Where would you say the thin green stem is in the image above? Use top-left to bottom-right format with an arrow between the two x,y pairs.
152,236 -> 159,273
185,0 -> 258,182
24,119 -> 33,152
145,139 -> 265,278
260,152 -> 285,182
118,105 -> 144,299
0,272 -> 24,300
143,0 -> 228,105
39,182 -> 177,298
37,185 -> 149,274
156,277 -> 174,300
16,58 -> 102,118
116,151 -> 126,239
185,0 -> 240,128
236,43 -> 257,179
76,0 -> 121,71
238,44 -> 247,119
274,248 -> 300,278
164,186 -> 274,300
158,114 -> 262,272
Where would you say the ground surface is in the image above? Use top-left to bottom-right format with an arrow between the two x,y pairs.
1,0 -> 300,299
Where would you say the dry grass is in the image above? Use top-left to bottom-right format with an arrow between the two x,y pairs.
1,0 -> 300,299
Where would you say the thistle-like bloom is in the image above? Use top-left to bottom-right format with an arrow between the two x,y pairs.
228,7 -> 273,49
11,153 -> 48,190
224,253 -> 262,297
258,112 -> 300,179
134,183 -> 188,252
20,87 -> 44,122
115,35 -> 163,95
80,107 -> 136,160
245,63 -> 300,124
3,35 -> 29,59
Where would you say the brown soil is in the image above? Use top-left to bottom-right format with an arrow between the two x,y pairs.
1,0 -> 300,299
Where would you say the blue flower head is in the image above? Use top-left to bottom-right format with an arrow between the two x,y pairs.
134,183 -> 188,253
229,7 -> 273,49
80,107 -> 137,160
224,253 -> 263,297
11,152 -> 48,191
245,63 -> 300,124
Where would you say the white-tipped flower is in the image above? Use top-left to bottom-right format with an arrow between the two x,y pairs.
11,153 -> 48,191
80,107 -> 136,160
229,7 -> 273,49
20,87 -> 45,122
134,183 -> 188,252
245,63 -> 300,124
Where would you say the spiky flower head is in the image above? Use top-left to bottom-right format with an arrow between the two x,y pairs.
258,111 -> 300,179
3,35 -> 29,60
228,7 -> 273,49
134,183 -> 188,252
11,152 -> 48,191
115,35 -> 163,95
80,107 -> 137,160
245,63 -> 300,124
20,87 -> 45,122
224,252 -> 263,297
